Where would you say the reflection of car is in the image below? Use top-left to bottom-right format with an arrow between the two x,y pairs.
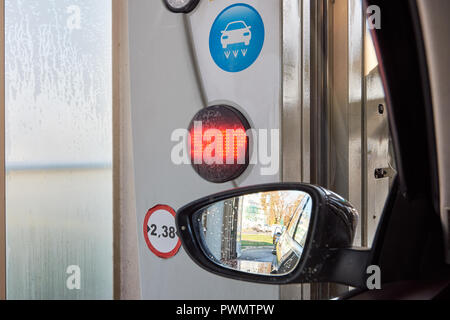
253,223 -> 270,233
272,230 -> 282,245
272,226 -> 302,274
271,225 -> 284,245
273,229 -> 303,275
253,224 -> 263,232
271,228 -> 283,255
221,21 -> 252,49
271,225 -> 283,237
272,198 -> 311,274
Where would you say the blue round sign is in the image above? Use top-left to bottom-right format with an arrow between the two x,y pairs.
209,4 -> 265,73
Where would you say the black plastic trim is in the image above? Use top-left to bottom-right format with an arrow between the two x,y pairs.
362,0 -> 449,284
176,183 -> 369,287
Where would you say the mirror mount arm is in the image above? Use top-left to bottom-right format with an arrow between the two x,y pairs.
314,248 -> 371,288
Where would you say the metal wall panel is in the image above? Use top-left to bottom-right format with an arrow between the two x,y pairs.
280,0 -> 312,300
129,0 -> 281,300
330,0 -> 391,249
365,62 -> 389,246
347,0 -> 365,246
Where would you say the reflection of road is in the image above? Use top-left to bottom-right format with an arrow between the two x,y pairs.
239,247 -> 274,263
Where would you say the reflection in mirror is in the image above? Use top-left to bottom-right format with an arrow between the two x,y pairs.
194,191 -> 313,276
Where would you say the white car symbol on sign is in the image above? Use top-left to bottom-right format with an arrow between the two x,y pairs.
220,21 -> 252,49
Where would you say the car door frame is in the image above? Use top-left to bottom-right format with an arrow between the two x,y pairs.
344,0 -> 448,295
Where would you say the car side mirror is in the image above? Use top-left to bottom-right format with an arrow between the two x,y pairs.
177,183 -> 371,287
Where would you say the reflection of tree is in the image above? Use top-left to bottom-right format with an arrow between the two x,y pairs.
260,193 -> 269,222
284,197 -> 304,226
268,192 -> 282,225
260,192 -> 305,226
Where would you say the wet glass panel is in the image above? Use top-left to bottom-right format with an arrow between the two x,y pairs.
5,0 -> 112,299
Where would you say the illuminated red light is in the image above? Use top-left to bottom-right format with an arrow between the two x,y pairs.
188,105 -> 251,183
190,127 -> 248,164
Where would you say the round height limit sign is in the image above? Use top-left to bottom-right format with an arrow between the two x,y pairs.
143,205 -> 181,259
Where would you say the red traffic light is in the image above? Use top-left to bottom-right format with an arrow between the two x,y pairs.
188,105 -> 251,183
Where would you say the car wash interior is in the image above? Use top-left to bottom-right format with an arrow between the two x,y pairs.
0,0 -> 449,301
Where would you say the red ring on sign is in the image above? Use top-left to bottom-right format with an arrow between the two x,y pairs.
143,204 -> 182,259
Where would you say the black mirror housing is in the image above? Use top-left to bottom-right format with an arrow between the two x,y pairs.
176,183 -> 368,287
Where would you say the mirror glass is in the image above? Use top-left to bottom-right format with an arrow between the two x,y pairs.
194,190 -> 313,276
